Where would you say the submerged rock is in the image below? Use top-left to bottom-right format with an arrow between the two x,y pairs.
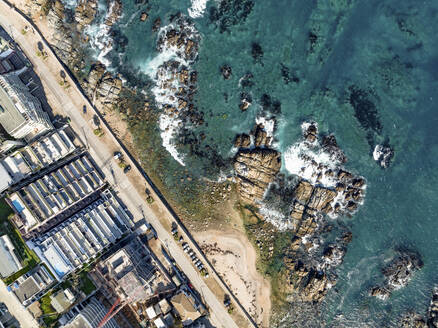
220,64 -> 232,79
251,42 -> 263,64
152,17 -> 161,32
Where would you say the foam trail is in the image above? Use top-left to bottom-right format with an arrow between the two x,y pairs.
188,0 -> 209,18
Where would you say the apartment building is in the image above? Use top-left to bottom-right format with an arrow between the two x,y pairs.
9,154 -> 104,234
59,296 -> 120,328
0,127 -> 77,193
0,67 -> 52,140
29,190 -> 130,280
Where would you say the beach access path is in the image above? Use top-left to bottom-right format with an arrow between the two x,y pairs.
0,1 -> 258,327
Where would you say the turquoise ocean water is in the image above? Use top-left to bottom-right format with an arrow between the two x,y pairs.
84,0 -> 438,326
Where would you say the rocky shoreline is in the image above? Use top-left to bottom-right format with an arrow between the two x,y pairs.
232,121 -> 366,303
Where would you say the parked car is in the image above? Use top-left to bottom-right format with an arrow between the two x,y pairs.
188,250 -> 194,256
184,247 -> 190,253
123,165 -> 131,173
83,105 -> 87,114
113,151 -> 122,160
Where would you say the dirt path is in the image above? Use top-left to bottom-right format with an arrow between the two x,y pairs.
196,230 -> 272,328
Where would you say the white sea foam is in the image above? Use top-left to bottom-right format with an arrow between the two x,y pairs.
62,0 -> 77,9
284,141 -> 339,187
188,0 -> 209,18
142,17 -> 200,166
255,115 -> 275,141
159,114 -> 185,166
259,204 -> 292,231
85,1 -> 117,67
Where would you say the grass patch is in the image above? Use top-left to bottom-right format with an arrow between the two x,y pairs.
0,199 -> 40,284
79,272 -> 95,295
93,128 -> 104,137
40,291 -> 59,327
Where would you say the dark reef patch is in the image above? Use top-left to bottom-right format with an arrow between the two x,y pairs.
209,0 -> 254,33
260,94 -> 281,115
348,86 -> 382,134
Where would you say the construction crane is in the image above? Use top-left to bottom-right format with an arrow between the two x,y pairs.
96,286 -> 178,328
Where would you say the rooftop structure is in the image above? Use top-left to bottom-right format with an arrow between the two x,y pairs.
0,127 -> 77,193
0,67 -> 52,140
9,265 -> 54,306
96,236 -> 158,302
30,190 -> 130,280
59,296 -> 120,328
9,154 -> 104,234
0,234 -> 23,278
171,290 -> 202,326
50,288 -> 76,313
0,49 -> 25,74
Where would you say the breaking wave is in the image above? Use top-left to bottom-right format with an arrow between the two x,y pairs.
188,0 -> 209,18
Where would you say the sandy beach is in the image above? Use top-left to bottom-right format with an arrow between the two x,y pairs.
196,230 -> 271,328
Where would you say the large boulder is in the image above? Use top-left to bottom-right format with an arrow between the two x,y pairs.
234,148 -> 281,204
75,0 -> 98,28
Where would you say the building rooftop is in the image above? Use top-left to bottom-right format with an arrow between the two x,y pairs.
11,265 -> 54,305
0,234 -> 23,278
30,190 -> 129,280
0,78 -> 26,134
50,288 -> 75,313
171,291 -> 201,326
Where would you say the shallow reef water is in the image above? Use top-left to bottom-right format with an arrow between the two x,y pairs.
77,0 -> 438,326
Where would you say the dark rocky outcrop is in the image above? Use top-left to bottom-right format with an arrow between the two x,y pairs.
220,64 -> 232,79
239,92 -> 252,111
74,0 -> 98,29
373,144 -> 394,168
209,0 -> 254,33
370,250 -> 423,300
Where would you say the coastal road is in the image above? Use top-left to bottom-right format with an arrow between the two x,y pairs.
0,280 -> 39,328
0,2 -> 254,328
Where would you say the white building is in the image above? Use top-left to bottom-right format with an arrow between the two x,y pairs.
0,67 -> 52,140
30,190 -> 130,280
0,234 -> 23,278
0,126 -> 76,193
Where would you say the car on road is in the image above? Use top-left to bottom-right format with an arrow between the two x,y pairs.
113,151 -> 122,160
123,165 -> 131,173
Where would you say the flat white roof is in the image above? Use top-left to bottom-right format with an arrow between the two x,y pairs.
43,244 -> 73,279
0,162 -> 12,192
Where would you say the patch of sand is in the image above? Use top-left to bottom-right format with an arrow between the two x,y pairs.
196,230 -> 271,328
